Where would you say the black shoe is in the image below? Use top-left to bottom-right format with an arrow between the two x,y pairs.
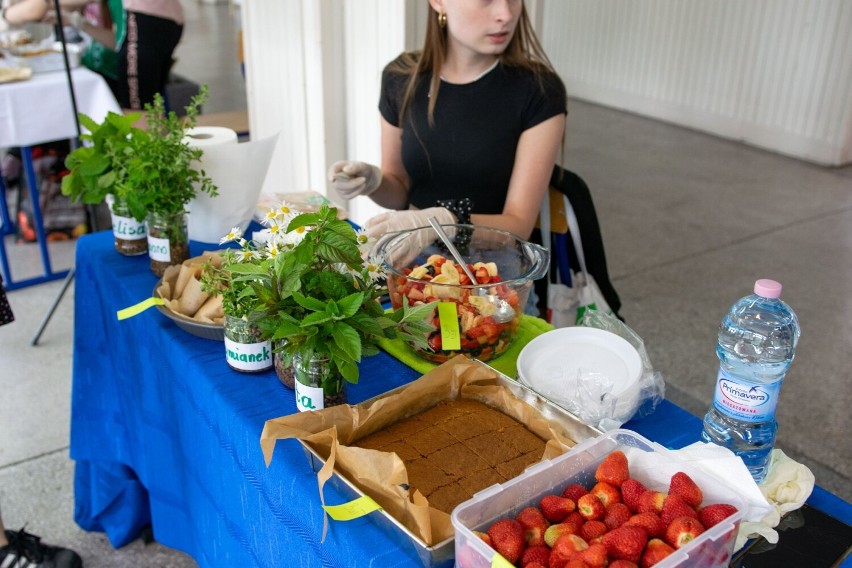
0,529 -> 83,568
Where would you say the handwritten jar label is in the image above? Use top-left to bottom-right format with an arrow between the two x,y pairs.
111,215 -> 147,241
147,236 -> 171,262
224,338 -> 272,372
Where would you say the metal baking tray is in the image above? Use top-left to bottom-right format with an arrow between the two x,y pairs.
299,359 -> 602,567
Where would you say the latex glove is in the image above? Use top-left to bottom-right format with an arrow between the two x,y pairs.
327,160 -> 382,199
365,207 -> 455,267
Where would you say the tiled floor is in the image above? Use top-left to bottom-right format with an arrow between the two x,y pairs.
1,2 -> 851,567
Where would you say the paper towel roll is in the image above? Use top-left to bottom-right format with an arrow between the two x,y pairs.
184,126 -> 238,148
184,127 -> 279,244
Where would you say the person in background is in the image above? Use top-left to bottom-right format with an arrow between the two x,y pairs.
45,0 -> 125,97
328,0 -> 565,262
0,0 -> 49,30
0,282 -> 82,566
118,0 -> 182,110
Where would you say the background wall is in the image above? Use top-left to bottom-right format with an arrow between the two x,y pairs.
242,0 -> 852,224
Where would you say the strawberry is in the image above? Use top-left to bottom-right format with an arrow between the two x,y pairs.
609,561 -> 640,568
473,530 -> 492,546
664,516 -> 705,549
563,511 -> 585,533
595,449 -> 630,487
551,534 -> 589,561
579,520 -> 608,541
601,525 -> 649,564
590,481 -> 621,508
698,503 -> 738,528
562,483 -> 590,502
520,544 -> 551,567
486,518 -> 526,563
621,478 -> 648,513
624,512 -> 665,539
580,542 -> 608,568
604,502 -> 632,530
640,538 -> 675,568
526,563 -> 547,568
517,506 -> 550,546
540,494 -> 577,522
636,490 -> 667,514
660,494 -> 698,527
669,471 -> 703,509
577,493 -> 606,521
559,558 -> 590,568
544,521 -> 580,548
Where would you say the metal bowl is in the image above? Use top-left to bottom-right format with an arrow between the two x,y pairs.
152,283 -> 224,341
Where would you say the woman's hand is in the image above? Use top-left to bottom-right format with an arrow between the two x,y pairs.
327,161 -> 382,199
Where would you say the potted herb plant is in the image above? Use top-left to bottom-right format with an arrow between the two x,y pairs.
62,86 -> 218,273
221,202 -> 436,410
62,110 -> 148,255
200,246 -> 273,374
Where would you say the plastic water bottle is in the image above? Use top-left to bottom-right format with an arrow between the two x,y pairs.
701,279 -> 800,483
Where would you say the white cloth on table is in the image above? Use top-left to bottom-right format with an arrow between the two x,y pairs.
0,66 -> 121,147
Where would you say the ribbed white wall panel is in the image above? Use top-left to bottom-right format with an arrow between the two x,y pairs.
542,0 -> 852,165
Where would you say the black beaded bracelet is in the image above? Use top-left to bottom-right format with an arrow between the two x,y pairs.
436,197 -> 474,250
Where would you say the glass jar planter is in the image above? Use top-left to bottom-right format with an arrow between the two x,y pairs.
223,314 -> 273,373
147,211 -> 189,277
273,340 -> 295,390
293,353 -> 346,412
109,196 -> 148,256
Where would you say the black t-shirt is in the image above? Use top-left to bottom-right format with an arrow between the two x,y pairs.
379,55 -> 567,214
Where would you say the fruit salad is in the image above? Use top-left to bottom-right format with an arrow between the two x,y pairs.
387,254 -> 522,363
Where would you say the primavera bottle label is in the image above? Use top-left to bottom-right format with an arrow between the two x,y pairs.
148,236 -> 171,262
224,338 -> 272,371
712,367 -> 781,422
295,381 -> 324,412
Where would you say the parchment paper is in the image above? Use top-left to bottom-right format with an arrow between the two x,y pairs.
260,356 -> 580,546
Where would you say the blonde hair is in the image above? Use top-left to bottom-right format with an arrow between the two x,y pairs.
387,2 -> 559,126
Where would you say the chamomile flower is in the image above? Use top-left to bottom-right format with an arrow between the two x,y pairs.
282,224 -> 309,247
364,257 -> 385,284
262,207 -> 279,225
355,228 -> 375,255
277,201 -> 295,217
265,240 -> 280,258
235,249 -> 261,263
220,226 -> 243,245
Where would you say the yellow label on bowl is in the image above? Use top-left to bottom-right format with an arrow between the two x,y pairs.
437,302 -> 460,351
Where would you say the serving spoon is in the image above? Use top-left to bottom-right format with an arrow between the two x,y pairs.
427,217 -> 516,324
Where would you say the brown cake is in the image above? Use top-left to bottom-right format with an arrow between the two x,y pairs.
353,399 -> 546,514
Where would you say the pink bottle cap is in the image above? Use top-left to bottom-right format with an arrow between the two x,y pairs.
754,279 -> 782,298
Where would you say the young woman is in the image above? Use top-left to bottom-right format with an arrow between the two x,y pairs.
328,0 -> 566,243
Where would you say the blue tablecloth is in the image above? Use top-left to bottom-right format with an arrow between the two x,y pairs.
71,230 -> 851,567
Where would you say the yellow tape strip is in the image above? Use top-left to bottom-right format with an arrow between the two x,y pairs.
117,297 -> 164,320
437,302 -> 460,351
322,495 -> 382,521
492,553 -> 514,568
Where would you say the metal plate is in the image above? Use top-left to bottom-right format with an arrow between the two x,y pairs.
300,360 -> 602,567
152,283 -> 224,341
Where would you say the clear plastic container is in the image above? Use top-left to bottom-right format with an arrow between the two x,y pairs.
702,279 -> 800,482
452,430 -> 745,568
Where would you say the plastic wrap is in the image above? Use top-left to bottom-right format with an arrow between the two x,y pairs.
570,311 -> 666,430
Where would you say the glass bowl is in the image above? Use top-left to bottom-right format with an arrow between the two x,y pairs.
373,224 -> 549,363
